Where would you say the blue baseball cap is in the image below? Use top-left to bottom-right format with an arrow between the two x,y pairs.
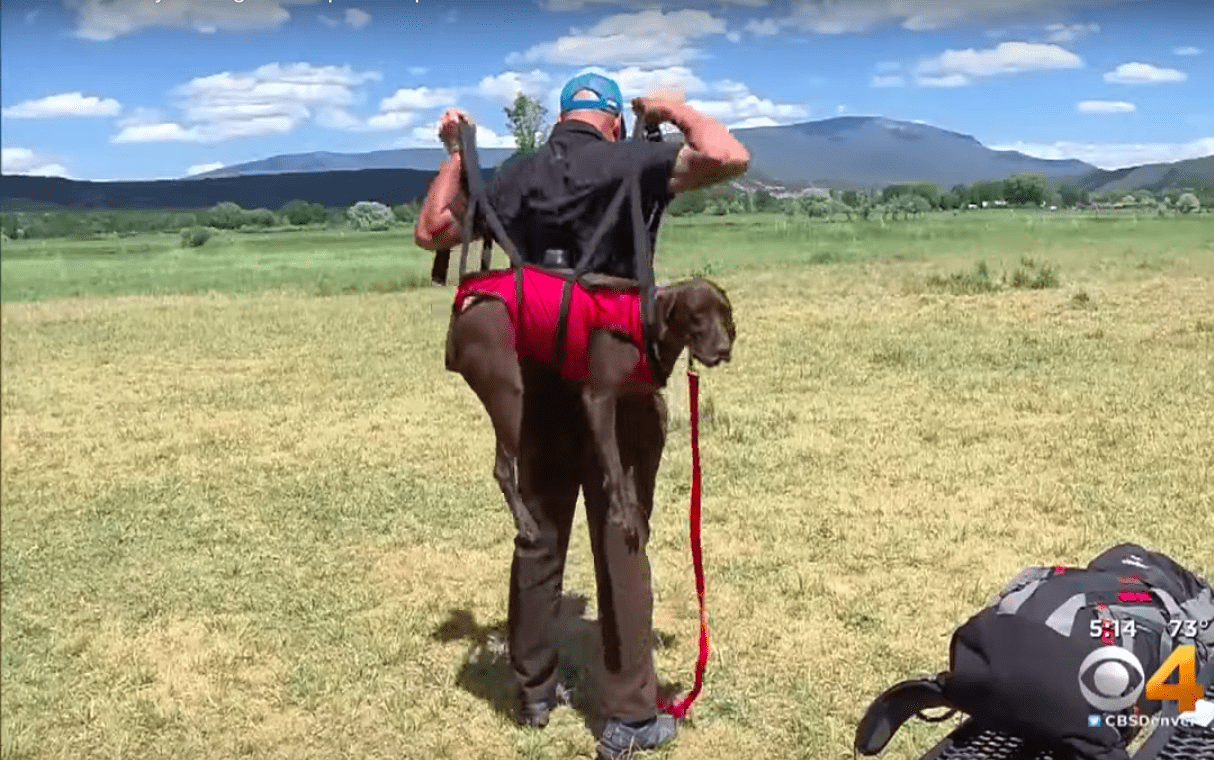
559,73 -> 623,116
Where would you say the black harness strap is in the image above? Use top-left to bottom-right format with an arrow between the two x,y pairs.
455,121 -> 523,277
552,162 -> 639,374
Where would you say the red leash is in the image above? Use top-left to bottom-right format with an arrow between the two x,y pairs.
657,367 -> 709,720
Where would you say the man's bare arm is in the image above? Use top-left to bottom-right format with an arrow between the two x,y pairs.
413,152 -> 471,251
660,102 -> 750,194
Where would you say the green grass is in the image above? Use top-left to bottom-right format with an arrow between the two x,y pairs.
2,211 -> 1213,760
0,227 -> 434,302
4,210 -> 1213,303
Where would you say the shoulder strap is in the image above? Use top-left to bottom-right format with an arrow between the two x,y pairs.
554,114 -> 665,377
454,121 -> 524,280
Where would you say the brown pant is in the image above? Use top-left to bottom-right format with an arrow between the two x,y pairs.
508,358 -> 667,723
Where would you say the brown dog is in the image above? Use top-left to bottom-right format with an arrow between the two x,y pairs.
445,275 -> 735,544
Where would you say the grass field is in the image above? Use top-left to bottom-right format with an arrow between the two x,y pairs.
3,211 -> 1213,760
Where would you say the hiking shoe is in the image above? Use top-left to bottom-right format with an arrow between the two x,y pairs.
596,714 -> 678,759
516,684 -> 572,728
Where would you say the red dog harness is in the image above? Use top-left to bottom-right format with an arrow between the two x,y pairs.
454,265 -> 657,386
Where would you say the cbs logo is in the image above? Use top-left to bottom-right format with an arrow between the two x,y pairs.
1078,646 -> 1145,712
1078,644 -> 1203,714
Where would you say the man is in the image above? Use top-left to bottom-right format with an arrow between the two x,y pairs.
415,73 -> 748,758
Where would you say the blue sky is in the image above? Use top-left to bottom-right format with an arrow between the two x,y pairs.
1,0 -> 1210,181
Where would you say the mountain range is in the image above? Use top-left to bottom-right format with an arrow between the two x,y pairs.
3,116 -> 1210,211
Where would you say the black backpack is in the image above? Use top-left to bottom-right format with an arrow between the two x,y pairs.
855,543 -> 1214,760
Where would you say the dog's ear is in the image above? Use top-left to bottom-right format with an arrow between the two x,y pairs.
655,286 -> 679,342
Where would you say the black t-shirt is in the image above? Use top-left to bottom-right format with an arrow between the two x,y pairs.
485,120 -> 682,280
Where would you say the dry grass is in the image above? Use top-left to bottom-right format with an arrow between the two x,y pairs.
3,222 -> 1213,760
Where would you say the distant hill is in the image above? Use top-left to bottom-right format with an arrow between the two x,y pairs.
732,117 -> 1096,189
1,166 -> 491,212
182,116 -> 1097,190
1076,154 -> 1214,196
187,147 -> 514,179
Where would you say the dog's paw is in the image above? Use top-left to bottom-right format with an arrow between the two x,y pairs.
608,502 -> 643,545
514,511 -> 542,544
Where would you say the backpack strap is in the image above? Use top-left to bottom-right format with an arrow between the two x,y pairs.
854,676 -> 955,756
454,121 -> 524,279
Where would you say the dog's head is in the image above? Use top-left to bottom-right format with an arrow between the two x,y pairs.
656,277 -> 735,367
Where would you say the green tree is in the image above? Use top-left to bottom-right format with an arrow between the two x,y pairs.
1003,174 -> 1047,206
280,199 -> 329,225
1058,184 -> 1088,208
754,189 -> 779,212
1177,192 -> 1201,214
667,188 -> 707,216
504,93 -> 549,155
971,180 -> 1004,205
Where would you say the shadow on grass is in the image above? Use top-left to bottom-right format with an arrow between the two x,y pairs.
432,595 -> 685,739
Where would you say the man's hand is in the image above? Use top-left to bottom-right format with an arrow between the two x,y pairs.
438,108 -> 475,155
631,89 -> 685,126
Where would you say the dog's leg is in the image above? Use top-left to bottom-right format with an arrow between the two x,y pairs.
448,299 -> 540,543
582,332 -> 644,545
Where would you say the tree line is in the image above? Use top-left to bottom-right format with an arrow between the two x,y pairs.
1,199 -> 425,241
664,175 -> 1207,219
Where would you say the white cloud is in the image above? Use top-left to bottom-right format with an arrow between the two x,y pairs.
989,136 -> 1214,170
686,79 -> 809,129
318,15 -> 338,28
598,65 -> 707,96
836,104 -> 847,114
1,147 -> 71,177
1104,62 -> 1187,84
508,9 -> 728,68
186,161 -> 224,176
71,0 -> 321,41
2,92 -> 122,118
916,42 -> 1083,80
1045,22 -> 1098,42
409,66 -> 429,75
543,0 -> 767,8
1077,99 -> 1135,113
729,117 -> 781,129
345,8 -> 370,29
871,74 -> 906,87
316,87 -> 459,133
380,87 -> 458,111
918,74 -> 971,87
745,18 -> 780,36
1173,46 -> 1202,56
397,120 -> 517,149
111,62 -> 383,143
768,0 -> 1137,35
477,71 -> 554,106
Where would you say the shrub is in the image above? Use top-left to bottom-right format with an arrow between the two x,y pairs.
1177,193 -> 1201,214
280,200 -> 329,226
1009,256 -> 1060,290
926,261 -> 1001,295
243,208 -> 280,228
207,201 -> 247,230
346,201 -> 395,231
392,201 -> 421,224
181,226 -> 213,248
